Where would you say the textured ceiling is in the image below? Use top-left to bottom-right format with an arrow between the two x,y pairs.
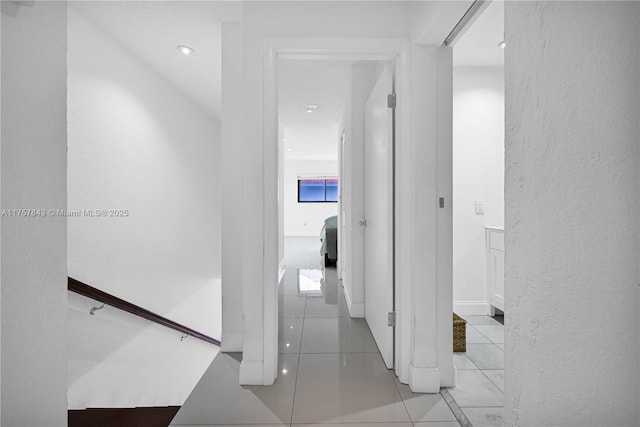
71,1 -> 241,121
279,60 -> 350,162
454,0 -> 504,68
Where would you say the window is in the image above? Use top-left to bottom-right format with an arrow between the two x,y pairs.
298,177 -> 338,203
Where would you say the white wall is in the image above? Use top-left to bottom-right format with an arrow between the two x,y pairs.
284,160 -> 338,237
453,67 -> 504,315
338,62 -> 377,318
235,0 -> 412,385
1,2 -> 68,425
409,1 -> 473,45
505,2 -> 639,425
221,22 -> 244,352
67,292 -> 218,409
67,7 -> 221,338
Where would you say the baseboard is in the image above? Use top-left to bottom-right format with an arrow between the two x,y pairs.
343,286 -> 364,318
408,364 -> 441,393
221,332 -> 243,352
453,301 -> 488,316
68,406 -> 180,427
278,258 -> 286,283
239,360 -> 264,385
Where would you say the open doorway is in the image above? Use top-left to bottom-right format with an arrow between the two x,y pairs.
279,60 -> 344,272
450,1 -> 505,425
277,57 -> 398,370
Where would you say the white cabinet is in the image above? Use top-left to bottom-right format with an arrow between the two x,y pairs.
485,227 -> 504,315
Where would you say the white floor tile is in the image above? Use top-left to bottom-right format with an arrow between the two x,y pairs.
173,425 -> 289,427
176,237 -> 503,426
304,293 -> 349,317
393,378 -> 457,423
279,317 -> 304,353
293,424 -> 412,427
448,370 -> 503,408
413,423 -> 461,427
453,354 -> 479,370
466,325 -> 492,344
465,343 -> 504,370
473,325 -> 504,344
292,353 -> 411,423
170,353 -> 298,425
279,294 -> 307,318
460,315 -> 501,326
482,370 -> 504,393
300,317 -> 379,353
463,407 -> 504,427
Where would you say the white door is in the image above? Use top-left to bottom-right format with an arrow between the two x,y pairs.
364,64 -> 394,368
339,131 -> 347,281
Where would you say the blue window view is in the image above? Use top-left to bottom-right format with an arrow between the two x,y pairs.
298,178 -> 339,203
325,179 -> 338,202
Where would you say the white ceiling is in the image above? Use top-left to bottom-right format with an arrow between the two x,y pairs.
71,1 -> 241,121
72,0 -> 502,128
453,0 -> 504,67
279,60 -> 350,162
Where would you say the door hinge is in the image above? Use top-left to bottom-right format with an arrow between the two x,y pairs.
387,93 -> 396,109
439,197 -> 445,208
359,219 -> 368,227
387,311 -> 396,327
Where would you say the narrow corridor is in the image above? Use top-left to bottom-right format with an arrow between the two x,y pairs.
171,237 -> 497,426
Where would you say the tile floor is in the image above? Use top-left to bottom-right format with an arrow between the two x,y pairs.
453,315 -> 505,426
171,237 -> 504,426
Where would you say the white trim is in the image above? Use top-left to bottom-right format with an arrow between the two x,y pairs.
278,258 -> 286,283
408,365 -> 441,393
221,332 -> 243,353
453,301 -> 488,316
435,46 -> 455,390
239,360 -> 265,385
264,36 -> 412,386
262,41 -> 279,386
284,233 -> 322,238
343,284 -> 364,318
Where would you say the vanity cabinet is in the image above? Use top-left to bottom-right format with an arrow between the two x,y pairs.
485,227 -> 504,316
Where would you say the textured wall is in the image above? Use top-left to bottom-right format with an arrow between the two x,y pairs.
505,2 -> 639,425
1,2 -> 68,424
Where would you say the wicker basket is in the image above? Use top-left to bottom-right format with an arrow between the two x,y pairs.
453,313 -> 466,352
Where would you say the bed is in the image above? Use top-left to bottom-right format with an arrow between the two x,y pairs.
320,215 -> 338,266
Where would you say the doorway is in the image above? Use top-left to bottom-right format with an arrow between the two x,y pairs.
449,1 -> 506,425
275,53 -> 400,376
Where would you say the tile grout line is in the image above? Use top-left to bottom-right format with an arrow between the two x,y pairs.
288,292 -> 307,426
466,323 -> 505,398
389,374 -> 415,424
477,368 -> 505,398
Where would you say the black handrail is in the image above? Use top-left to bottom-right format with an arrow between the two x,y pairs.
68,277 -> 221,346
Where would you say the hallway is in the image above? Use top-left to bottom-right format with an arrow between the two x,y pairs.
171,237 -> 461,426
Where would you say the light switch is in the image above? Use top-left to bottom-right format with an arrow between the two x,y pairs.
475,200 -> 485,215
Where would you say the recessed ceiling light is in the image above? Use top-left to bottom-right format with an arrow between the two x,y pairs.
287,148 -> 292,152
305,104 -> 318,113
177,45 -> 195,55
497,41 -> 506,49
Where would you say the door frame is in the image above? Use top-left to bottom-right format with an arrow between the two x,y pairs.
262,37 -> 412,382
